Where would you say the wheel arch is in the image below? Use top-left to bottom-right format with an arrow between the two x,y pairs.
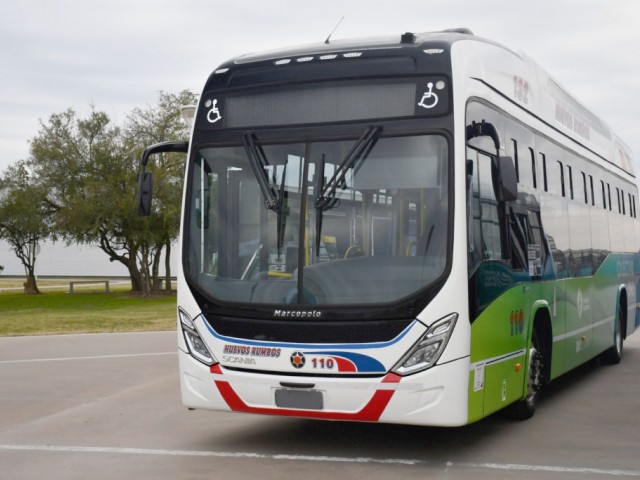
616,286 -> 628,341
529,303 -> 552,385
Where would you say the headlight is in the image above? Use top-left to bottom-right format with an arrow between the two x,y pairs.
392,313 -> 458,376
179,308 -> 217,366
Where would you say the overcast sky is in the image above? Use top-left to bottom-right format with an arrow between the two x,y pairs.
1,0 -> 638,175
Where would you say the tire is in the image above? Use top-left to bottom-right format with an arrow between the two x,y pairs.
600,303 -> 624,365
506,329 -> 544,421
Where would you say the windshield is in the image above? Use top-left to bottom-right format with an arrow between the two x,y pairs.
185,133 -> 449,306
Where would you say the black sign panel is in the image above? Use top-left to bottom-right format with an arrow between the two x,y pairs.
197,77 -> 450,130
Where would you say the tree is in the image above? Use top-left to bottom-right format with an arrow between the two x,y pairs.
28,91 -> 195,295
29,108 -> 150,291
0,162 -> 54,293
124,90 -> 197,293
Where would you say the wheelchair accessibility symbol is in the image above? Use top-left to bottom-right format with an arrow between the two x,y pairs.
205,99 -> 222,124
418,82 -> 439,109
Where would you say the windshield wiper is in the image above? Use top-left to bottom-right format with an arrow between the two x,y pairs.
314,125 -> 381,255
243,133 -> 280,211
315,126 -> 381,210
243,133 -> 288,254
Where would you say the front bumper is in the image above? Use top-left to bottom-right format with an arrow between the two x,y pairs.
179,349 -> 470,426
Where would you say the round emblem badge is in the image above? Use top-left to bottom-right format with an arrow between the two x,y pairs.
290,351 -> 305,369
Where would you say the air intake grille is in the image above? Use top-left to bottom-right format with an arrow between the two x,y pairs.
204,315 -> 414,344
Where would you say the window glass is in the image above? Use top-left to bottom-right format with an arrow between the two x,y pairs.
186,134 -> 449,306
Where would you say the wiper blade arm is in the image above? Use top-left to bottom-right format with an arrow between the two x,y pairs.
243,133 -> 280,211
314,155 -> 326,258
243,132 -> 289,254
276,164 -> 287,255
315,126 -> 381,210
314,125 -> 381,255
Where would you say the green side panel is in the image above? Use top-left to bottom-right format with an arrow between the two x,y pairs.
555,278 -> 590,372
467,252 -> 637,423
553,254 -> 632,376
470,285 -> 527,363
468,276 -> 558,422
467,375 -> 484,423
467,351 -> 527,423
483,353 -> 526,416
468,283 -> 530,422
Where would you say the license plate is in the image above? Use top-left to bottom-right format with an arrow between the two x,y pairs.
275,389 -> 323,410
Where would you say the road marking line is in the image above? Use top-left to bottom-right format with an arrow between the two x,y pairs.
0,330 -> 175,340
1,444 -> 639,476
0,444 -> 418,465
0,352 -> 176,365
462,462 -> 640,477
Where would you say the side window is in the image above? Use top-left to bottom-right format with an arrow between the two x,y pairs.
528,209 -> 547,275
466,145 -> 518,319
507,205 -> 549,276
477,152 -> 503,260
508,211 -> 529,271
466,146 -> 510,267
507,137 -> 533,188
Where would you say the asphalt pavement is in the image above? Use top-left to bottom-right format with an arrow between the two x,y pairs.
1,330 -> 639,479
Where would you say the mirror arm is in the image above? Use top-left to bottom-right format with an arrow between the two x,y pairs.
141,140 -> 189,167
137,140 -> 189,217
466,120 -> 500,152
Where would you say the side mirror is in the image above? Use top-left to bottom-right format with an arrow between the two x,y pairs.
493,156 -> 518,202
137,171 -> 153,216
136,140 -> 189,217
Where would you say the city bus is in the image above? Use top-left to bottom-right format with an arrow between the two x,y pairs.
137,28 -> 639,426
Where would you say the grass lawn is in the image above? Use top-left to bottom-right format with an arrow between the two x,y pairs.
0,280 -> 177,336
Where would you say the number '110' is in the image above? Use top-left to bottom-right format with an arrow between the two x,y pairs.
311,358 -> 335,369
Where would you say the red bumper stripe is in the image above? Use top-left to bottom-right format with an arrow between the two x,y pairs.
210,365 -> 400,422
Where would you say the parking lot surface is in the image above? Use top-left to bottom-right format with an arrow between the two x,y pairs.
1,330 -> 639,479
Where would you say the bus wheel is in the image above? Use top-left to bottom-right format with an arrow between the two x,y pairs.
600,303 -> 624,365
506,329 -> 544,420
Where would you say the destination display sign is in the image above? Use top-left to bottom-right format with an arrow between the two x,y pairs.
197,77 -> 450,130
